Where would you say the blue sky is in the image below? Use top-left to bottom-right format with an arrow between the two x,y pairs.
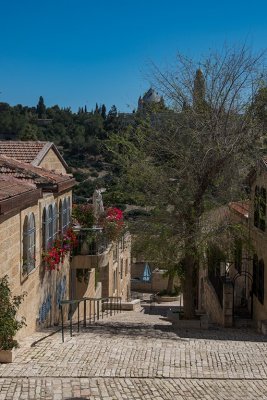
1,0 -> 267,112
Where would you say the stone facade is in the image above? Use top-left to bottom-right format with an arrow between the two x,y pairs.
0,191 -> 72,339
71,232 -> 131,302
0,144 -> 74,340
39,148 -> 67,175
248,162 -> 267,324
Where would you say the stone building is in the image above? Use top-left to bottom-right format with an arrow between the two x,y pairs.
71,218 -> 131,303
199,157 -> 267,331
0,152 -> 75,338
0,141 -> 131,339
0,141 -> 68,174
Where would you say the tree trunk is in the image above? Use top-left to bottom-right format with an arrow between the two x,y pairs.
167,274 -> 174,294
183,253 -> 196,319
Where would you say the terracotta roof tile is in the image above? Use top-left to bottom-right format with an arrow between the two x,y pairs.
0,155 -> 75,192
0,141 -> 49,164
0,176 -> 36,201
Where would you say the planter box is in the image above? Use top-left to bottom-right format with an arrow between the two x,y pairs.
156,296 -> 179,303
173,314 -> 209,329
0,348 -> 17,363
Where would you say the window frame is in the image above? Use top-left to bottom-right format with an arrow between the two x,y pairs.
254,185 -> 266,231
253,254 -> 264,305
22,213 -> 36,275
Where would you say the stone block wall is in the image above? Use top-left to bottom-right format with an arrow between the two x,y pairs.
0,190 -> 72,339
203,278 -> 224,326
203,278 -> 233,327
39,149 -> 67,175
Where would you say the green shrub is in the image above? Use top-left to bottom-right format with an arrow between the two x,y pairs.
0,276 -> 26,350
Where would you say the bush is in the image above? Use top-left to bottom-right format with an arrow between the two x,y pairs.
72,204 -> 95,227
158,285 -> 181,297
0,276 -> 26,350
90,171 -> 99,178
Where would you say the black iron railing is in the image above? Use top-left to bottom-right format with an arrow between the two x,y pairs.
59,296 -> 122,342
72,228 -> 109,256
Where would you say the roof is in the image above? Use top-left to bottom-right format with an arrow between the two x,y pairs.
0,141 -> 68,169
229,201 -> 249,218
0,176 -> 41,216
142,88 -> 161,103
0,155 -> 75,193
0,176 -> 36,201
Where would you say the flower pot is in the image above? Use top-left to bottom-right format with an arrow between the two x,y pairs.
0,348 -> 17,363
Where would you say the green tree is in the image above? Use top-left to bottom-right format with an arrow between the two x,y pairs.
36,96 -> 46,118
107,46 -> 264,319
101,104 -> 107,119
19,123 -> 38,141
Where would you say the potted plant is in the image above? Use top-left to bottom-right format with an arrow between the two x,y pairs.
156,285 -> 181,303
0,275 -> 26,363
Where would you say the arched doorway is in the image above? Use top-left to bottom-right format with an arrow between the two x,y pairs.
232,271 -> 253,319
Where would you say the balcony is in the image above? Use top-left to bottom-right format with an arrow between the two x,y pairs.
71,227 -> 111,269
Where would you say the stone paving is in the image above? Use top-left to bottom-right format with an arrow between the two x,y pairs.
1,310 -> 267,399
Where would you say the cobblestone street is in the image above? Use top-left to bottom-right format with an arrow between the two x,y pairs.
1,311 -> 267,399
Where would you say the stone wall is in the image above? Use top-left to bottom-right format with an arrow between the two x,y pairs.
39,148 -> 67,175
203,278 -> 233,327
131,268 -> 179,294
203,278 -> 224,326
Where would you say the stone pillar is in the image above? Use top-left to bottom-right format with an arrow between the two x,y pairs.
223,282 -> 233,327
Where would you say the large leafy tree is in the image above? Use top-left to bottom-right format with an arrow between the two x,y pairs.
107,46 -> 265,319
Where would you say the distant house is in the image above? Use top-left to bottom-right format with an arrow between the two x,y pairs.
0,141 -> 68,174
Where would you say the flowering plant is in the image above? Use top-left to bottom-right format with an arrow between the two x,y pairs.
100,207 -> 125,242
42,228 -> 78,271
72,204 -> 95,227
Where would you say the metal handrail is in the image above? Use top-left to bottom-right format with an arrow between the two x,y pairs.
59,296 -> 122,342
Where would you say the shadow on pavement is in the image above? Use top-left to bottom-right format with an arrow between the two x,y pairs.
77,319 -> 267,343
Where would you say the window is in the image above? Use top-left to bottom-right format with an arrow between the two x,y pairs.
254,186 -> 266,231
67,197 -> 71,227
113,269 -> 117,291
23,213 -> 36,274
113,243 -> 118,263
120,259 -> 123,279
59,198 -> 69,235
42,204 -> 57,251
253,254 -> 264,305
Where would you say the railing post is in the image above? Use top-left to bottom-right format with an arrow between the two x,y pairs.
60,304 -> 64,343
84,299 -> 86,327
97,299 -> 100,320
102,299 -> 104,319
89,299 -> 91,324
70,303 -> 73,337
77,301 -> 80,332
120,298 -> 122,313
94,300 -> 96,323
110,298 -> 113,316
